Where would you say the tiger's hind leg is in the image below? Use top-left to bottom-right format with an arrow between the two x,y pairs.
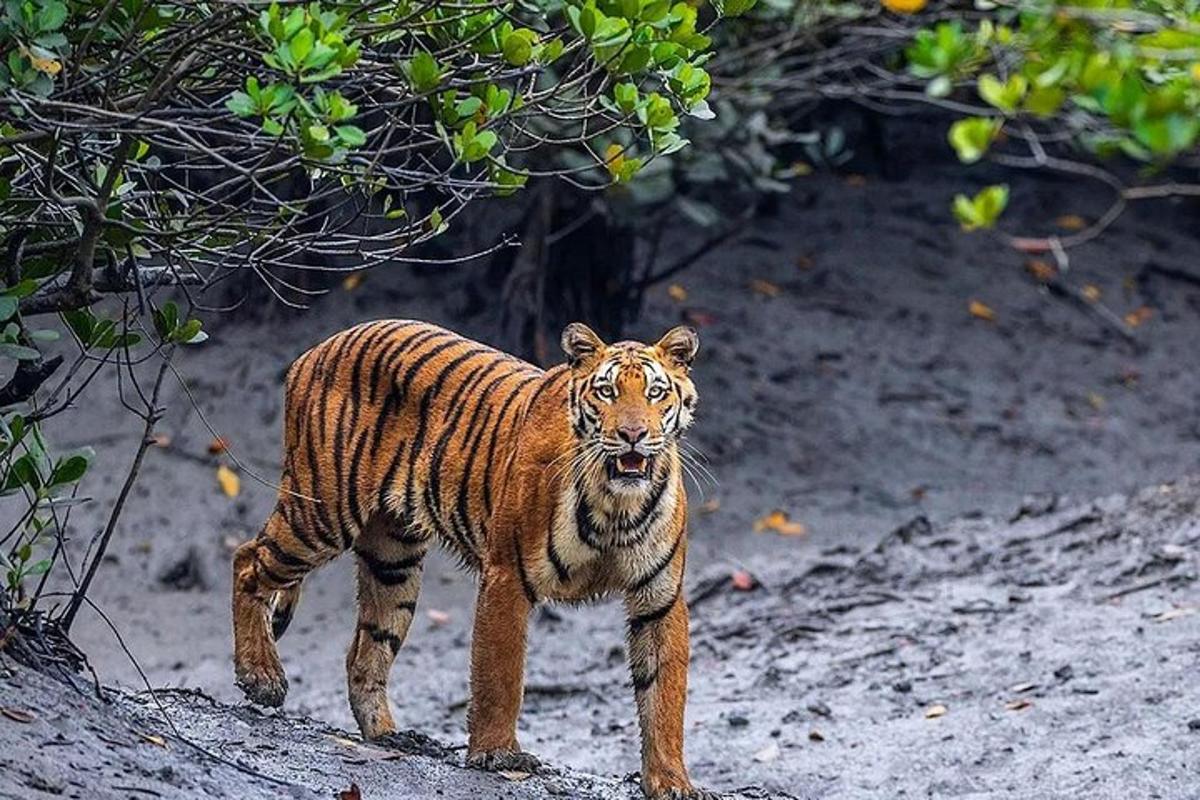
232,507 -> 330,707
346,514 -> 429,741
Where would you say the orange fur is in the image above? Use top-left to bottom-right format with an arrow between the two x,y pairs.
231,319 -> 706,798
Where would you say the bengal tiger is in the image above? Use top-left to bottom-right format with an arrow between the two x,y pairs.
231,319 -> 710,799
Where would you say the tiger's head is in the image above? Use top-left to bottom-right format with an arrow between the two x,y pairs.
560,323 -> 699,494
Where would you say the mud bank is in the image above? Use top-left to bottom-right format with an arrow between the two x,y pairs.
4,475 -> 1199,798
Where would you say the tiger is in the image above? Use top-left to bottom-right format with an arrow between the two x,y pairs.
231,319 -> 711,799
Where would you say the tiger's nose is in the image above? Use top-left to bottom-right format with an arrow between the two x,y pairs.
617,424 -> 647,445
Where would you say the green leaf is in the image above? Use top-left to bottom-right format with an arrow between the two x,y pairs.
0,296 -> 16,321
289,27 -> 315,66
0,343 -> 40,360
503,30 -> 535,67
406,52 -> 441,92
977,73 -> 1027,114
336,125 -> 366,147
225,92 -> 256,117
947,117 -> 1000,164
952,184 -> 1008,231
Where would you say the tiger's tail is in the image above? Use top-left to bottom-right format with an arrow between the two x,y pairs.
270,582 -> 304,641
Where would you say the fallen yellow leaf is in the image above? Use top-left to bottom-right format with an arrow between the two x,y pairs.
1124,306 -> 1152,328
499,771 -> 532,782
342,272 -> 365,291
1087,392 -> 1105,411
1005,699 -> 1033,711
137,732 -> 168,748
1025,259 -> 1056,282
1054,214 -> 1087,231
667,284 -> 688,303
882,0 -> 927,12
924,704 -> 947,719
1081,284 -> 1101,303
753,510 -> 806,536
750,279 -> 782,298
427,608 -> 451,626
216,464 -> 240,498
1192,63 -> 1200,82
968,300 -> 996,321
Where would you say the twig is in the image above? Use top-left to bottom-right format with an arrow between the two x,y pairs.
61,348 -> 173,632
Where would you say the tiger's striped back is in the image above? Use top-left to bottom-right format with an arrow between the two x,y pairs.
276,320 -> 553,569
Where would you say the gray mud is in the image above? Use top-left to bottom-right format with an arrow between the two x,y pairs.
5,158 -> 1200,798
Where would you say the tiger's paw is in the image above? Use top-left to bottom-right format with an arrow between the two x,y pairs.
466,748 -> 542,774
234,662 -> 288,708
642,770 -> 721,800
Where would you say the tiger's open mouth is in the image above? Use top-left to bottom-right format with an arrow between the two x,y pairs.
607,452 -> 652,481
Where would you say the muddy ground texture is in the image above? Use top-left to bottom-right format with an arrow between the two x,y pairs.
4,149 -> 1200,798
4,477 -> 1199,798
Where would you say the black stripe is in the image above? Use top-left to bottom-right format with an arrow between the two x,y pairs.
575,494 -> 602,550
397,339 -> 471,399
256,557 -> 295,587
357,550 -> 423,586
546,531 -> 570,583
258,536 -> 310,571
630,530 -> 682,592
624,472 -> 671,532
521,367 -> 566,424
513,537 -> 538,605
628,587 -> 680,636
361,623 -> 403,654
345,427 -> 371,530
480,375 -> 540,515
631,666 -> 659,693
399,389 -> 435,520
368,327 -> 443,405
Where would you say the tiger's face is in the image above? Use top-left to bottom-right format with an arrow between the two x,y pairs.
561,323 -> 699,493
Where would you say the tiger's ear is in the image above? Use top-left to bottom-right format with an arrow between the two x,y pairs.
655,326 -> 699,370
561,323 -> 605,368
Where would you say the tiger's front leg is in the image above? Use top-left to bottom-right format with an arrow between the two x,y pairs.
465,558 -> 541,774
626,566 -> 715,799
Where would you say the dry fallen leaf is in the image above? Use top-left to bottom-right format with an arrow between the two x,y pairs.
1025,259 -> 1057,282
753,741 -> 780,763
216,464 -> 240,498
667,284 -> 688,303
808,729 -> 825,742
789,161 -> 813,177
750,279 -> 782,298
137,732 -> 168,748
1087,392 -> 1106,411
0,707 -> 35,723
753,510 -> 807,537
338,783 -> 363,800
795,255 -> 815,270
149,433 -> 172,448
1124,306 -> 1153,328
844,174 -> 868,187
731,569 -> 757,592
1005,699 -> 1033,711
968,300 -> 997,322
498,771 -> 532,782
1009,681 -> 1039,694
1081,284 -> 1102,303
924,704 -> 947,719
342,272 -> 365,291
1154,606 -> 1196,623
207,436 -> 230,455
1054,214 -> 1088,231
20,45 -> 61,76
427,608 -> 451,626
699,497 -> 721,514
